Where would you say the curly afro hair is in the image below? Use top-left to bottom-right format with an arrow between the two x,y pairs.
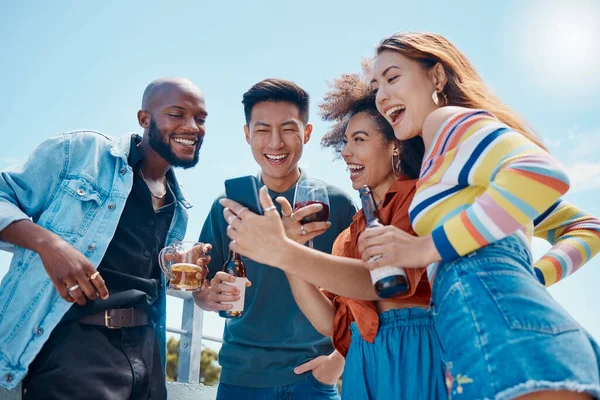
319,62 -> 424,179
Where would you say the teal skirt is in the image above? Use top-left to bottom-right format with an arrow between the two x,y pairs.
342,308 -> 448,400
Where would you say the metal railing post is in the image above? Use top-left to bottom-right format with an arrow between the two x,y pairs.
167,289 -> 204,384
178,297 -> 204,384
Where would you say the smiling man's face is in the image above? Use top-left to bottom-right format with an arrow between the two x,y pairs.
142,80 -> 207,169
244,101 -> 311,186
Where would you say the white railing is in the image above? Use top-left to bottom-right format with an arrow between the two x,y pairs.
165,289 -> 219,399
165,289 -> 222,383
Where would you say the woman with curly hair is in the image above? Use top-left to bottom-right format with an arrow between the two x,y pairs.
277,69 -> 448,399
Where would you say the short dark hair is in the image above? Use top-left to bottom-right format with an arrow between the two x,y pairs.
242,78 -> 310,125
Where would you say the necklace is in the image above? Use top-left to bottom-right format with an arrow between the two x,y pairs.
139,169 -> 167,199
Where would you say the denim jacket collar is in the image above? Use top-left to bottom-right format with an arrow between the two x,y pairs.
109,132 -> 133,161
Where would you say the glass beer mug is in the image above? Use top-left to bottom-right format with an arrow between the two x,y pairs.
159,241 -> 208,291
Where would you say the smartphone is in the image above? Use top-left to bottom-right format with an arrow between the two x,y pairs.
224,175 -> 263,215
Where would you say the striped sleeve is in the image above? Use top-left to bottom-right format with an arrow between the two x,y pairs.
431,111 -> 571,261
533,200 -> 600,286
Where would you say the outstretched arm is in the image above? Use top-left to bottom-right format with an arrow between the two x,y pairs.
220,189 -> 381,300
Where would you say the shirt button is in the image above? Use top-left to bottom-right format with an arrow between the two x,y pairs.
5,373 -> 13,382
108,203 -> 116,211
87,244 -> 96,252
76,188 -> 86,196
144,250 -> 150,257
36,327 -> 44,336
119,167 -> 127,175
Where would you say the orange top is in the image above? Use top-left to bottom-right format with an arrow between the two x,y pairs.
323,178 -> 431,357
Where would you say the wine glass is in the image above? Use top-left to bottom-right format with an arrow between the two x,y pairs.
293,179 -> 330,248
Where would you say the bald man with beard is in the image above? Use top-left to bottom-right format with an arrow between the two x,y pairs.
0,77 -> 211,399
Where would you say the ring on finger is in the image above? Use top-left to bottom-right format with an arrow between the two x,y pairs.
263,205 -> 277,214
367,255 -> 383,264
300,225 -> 307,235
67,284 -> 80,292
238,207 -> 249,218
281,211 -> 292,218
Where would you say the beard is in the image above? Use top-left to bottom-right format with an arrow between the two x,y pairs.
148,118 -> 202,169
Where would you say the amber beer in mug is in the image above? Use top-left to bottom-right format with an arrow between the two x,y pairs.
159,241 -> 208,291
169,263 -> 202,290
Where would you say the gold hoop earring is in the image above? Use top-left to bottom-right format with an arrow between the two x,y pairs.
432,90 -> 440,106
432,90 -> 449,107
441,91 -> 449,106
392,150 -> 402,177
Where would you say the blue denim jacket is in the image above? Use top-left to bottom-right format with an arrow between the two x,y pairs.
0,131 -> 191,389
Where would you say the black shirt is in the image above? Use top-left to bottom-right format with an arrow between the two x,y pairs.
63,135 -> 175,322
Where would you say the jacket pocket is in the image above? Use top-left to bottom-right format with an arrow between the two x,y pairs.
477,270 -> 579,335
46,177 -> 107,236
0,253 -> 56,366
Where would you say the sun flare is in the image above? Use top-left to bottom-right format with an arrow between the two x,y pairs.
516,1 -> 600,92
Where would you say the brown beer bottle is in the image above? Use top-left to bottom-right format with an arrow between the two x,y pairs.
359,185 -> 409,298
219,250 -> 246,319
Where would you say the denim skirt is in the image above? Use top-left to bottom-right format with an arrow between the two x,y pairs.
342,308 -> 448,400
432,233 -> 600,399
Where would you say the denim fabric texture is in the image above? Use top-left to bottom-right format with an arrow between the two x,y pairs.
0,131 -> 191,389
216,374 -> 340,400
432,234 -> 600,399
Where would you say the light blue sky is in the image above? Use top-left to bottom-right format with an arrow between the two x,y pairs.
1,0 -> 599,353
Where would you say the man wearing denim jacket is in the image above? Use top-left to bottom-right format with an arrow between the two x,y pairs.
0,77 -> 209,399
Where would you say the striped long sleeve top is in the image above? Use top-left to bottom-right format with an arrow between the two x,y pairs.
534,200 -> 600,286
409,110 -> 571,282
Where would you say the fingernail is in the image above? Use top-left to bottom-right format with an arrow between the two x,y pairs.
315,204 -> 323,210
219,198 -> 226,206
326,221 -> 331,227
261,186 -> 268,193
294,367 -> 299,373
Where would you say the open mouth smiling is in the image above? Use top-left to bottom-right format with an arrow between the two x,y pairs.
264,153 -> 289,165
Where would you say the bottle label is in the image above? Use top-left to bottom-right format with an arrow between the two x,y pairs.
369,265 -> 408,285
222,277 -> 247,312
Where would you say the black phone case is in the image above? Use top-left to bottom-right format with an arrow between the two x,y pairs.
224,175 -> 263,215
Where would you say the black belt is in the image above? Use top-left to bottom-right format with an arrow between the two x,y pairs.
79,308 -> 149,329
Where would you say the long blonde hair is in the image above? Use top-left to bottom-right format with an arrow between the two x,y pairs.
377,32 -> 546,149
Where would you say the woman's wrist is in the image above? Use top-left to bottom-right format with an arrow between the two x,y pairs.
330,349 -> 344,362
420,235 -> 441,265
272,237 -> 302,270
